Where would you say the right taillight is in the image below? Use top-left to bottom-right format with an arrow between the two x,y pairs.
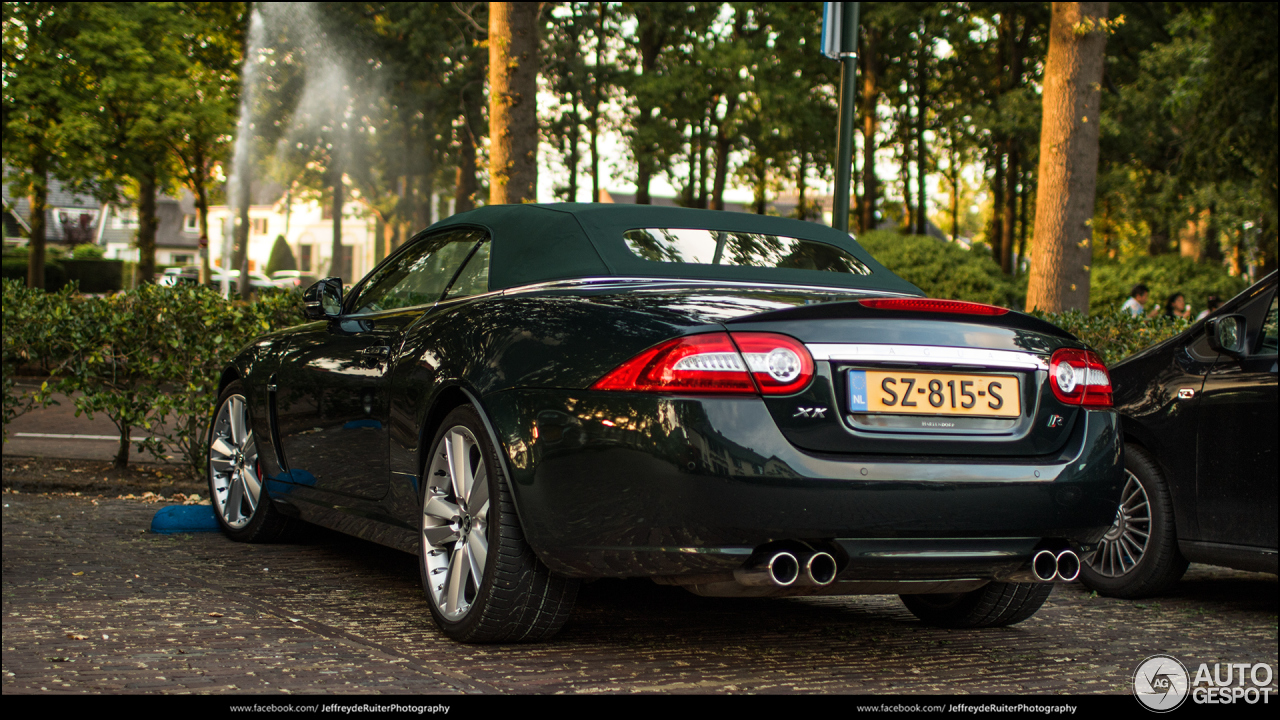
591,332 -> 814,396
1049,348 -> 1112,408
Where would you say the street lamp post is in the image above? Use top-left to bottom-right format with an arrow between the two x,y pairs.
825,2 -> 861,232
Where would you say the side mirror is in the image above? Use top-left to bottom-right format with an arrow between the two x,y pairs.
1206,314 -> 1247,357
303,277 -> 344,320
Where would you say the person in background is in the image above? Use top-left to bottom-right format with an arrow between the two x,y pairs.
1164,292 -> 1192,320
1196,295 -> 1222,321
1121,283 -> 1150,317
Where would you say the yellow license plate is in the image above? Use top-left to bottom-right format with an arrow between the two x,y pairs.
847,370 -> 1021,418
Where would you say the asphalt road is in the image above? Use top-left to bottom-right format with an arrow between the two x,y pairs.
3,491 -> 1276,696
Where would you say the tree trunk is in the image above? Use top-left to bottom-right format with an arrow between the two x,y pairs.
1178,210 -> 1201,259
796,154 -> 808,220
567,95 -> 581,201
455,110 -> 478,213
488,2 -> 540,205
754,160 -> 767,214
137,170 -> 159,284
1147,216 -> 1170,256
697,119 -> 710,209
195,146 -> 212,287
1016,174 -> 1032,272
860,28 -> 879,233
989,149 -> 1005,256
26,158 -> 48,290
915,28 -> 928,236
331,169 -> 344,280
590,2 -> 604,203
711,96 -> 738,211
1001,144 -> 1019,273
1026,2 -> 1110,314
1202,203 -> 1223,263
234,151 -> 252,299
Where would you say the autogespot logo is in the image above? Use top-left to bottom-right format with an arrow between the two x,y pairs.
1134,654 -> 1276,711
1134,655 -> 1190,712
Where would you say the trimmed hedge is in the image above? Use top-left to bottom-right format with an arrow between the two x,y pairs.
2,257 -> 124,292
2,279 -> 305,473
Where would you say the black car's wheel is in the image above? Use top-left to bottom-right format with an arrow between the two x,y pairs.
208,381 -> 293,542
419,405 -> 578,642
900,582 -> 1053,628
1081,445 -> 1188,598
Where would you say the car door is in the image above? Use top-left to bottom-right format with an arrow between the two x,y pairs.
273,227 -> 488,500
1195,290 -> 1278,549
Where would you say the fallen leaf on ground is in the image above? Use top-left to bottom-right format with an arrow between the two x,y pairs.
207,612 -> 224,618
66,633 -> 87,640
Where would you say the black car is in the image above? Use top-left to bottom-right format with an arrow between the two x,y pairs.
1081,271 -> 1278,597
208,203 -> 1124,642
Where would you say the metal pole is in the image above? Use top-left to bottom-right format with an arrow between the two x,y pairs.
831,2 -> 860,232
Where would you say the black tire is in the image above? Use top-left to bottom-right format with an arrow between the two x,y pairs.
419,404 -> 578,642
1080,444 -> 1188,598
208,380 -> 294,543
901,582 -> 1054,628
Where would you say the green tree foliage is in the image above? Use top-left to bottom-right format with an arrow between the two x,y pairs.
857,230 -> 1024,307
265,235 -> 296,275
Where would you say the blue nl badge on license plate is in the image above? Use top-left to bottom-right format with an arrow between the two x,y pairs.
847,370 -> 868,411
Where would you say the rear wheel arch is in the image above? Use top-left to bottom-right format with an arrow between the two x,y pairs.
418,384 -> 529,527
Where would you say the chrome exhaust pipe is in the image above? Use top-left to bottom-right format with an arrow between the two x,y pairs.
733,551 -> 800,587
1055,550 -> 1081,582
1032,549 -> 1059,582
795,552 -> 838,587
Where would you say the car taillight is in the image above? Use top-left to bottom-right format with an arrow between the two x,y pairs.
591,332 -> 814,396
859,298 -> 1010,315
1049,348 -> 1112,408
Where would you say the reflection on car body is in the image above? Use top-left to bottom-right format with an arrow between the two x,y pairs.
207,203 -> 1125,642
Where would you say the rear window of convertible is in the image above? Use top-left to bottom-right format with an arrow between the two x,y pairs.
622,228 -> 872,276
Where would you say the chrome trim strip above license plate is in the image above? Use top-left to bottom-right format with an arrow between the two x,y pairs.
807,343 -> 1048,371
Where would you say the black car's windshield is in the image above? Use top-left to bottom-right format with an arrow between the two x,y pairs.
623,228 -> 872,276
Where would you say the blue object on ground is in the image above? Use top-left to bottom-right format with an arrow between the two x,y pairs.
150,505 -> 222,534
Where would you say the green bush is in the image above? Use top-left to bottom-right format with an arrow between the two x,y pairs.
1031,310 -> 1189,367
1089,255 -> 1248,317
71,243 -> 105,260
1,278 -> 306,473
856,231 -> 1026,308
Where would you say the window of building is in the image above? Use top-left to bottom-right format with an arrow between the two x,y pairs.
170,253 -> 195,265
251,218 -> 268,235
184,214 -> 198,231
300,245 -> 313,272
113,207 -> 139,229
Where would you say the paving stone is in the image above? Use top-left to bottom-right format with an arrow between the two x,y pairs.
2,491 -> 1276,695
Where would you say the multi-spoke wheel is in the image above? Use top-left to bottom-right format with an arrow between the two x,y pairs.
418,404 -> 578,642
422,425 -> 490,621
1089,471 -> 1151,577
1081,444 -> 1188,598
208,381 -> 293,542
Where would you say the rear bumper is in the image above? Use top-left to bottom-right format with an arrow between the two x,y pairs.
483,390 -> 1124,580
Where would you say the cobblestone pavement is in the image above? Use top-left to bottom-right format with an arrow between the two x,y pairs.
3,491 -> 1276,695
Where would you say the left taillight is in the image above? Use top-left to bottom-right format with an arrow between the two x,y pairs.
1049,348 -> 1112,409
591,332 -> 814,396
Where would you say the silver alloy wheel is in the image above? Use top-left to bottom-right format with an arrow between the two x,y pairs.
1087,470 -> 1151,577
209,394 -> 262,530
422,426 -> 491,621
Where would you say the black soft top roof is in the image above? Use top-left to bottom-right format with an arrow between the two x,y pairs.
426,203 -> 921,295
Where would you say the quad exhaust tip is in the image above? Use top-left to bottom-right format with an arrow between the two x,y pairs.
1032,548 -> 1081,582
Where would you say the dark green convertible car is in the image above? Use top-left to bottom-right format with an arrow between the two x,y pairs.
208,204 -> 1123,642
